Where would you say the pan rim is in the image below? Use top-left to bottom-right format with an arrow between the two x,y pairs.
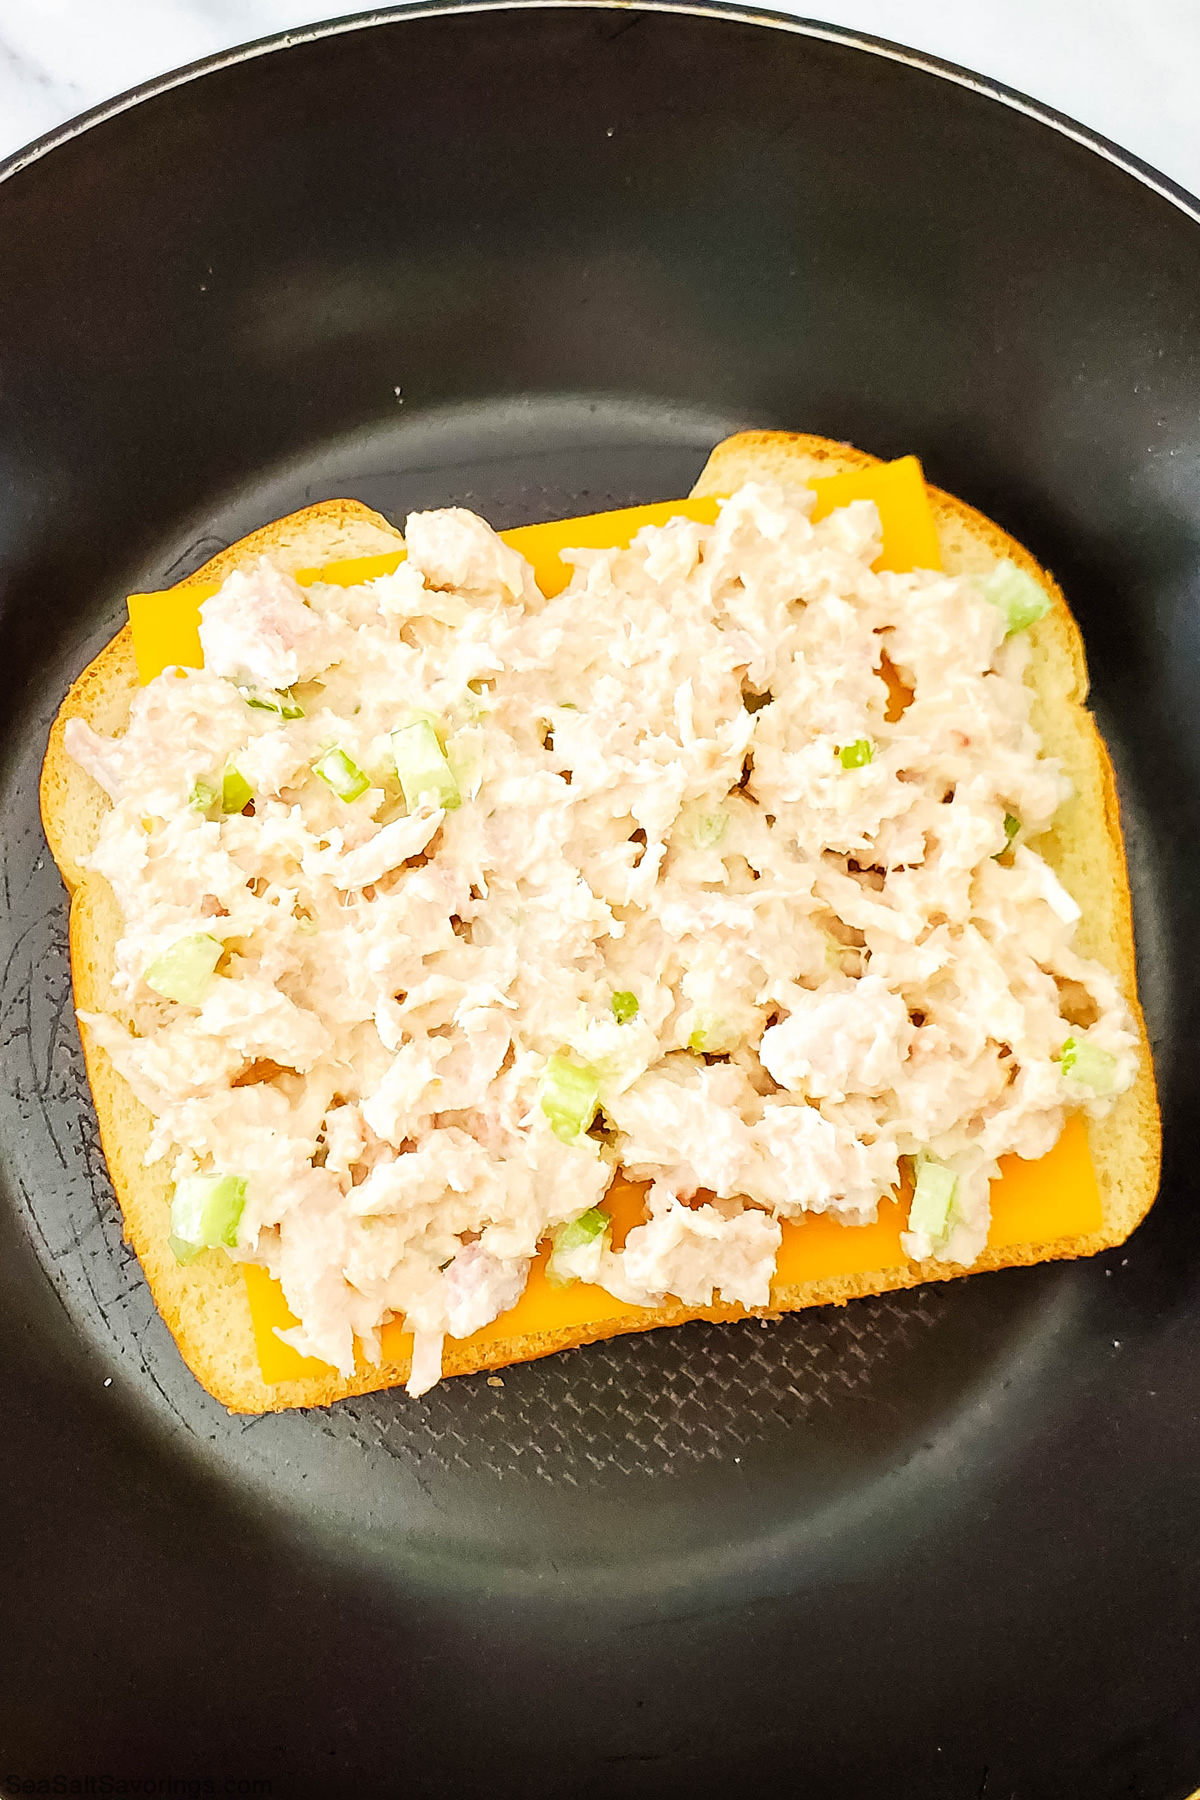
1,0 -> 1198,228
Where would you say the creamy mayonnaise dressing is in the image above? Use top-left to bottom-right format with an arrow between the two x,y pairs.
65,484 -> 1138,1393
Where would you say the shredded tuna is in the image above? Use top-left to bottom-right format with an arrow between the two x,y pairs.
70,485 -> 1139,1382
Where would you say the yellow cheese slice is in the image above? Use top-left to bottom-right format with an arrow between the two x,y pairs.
125,467 -> 934,685
127,499 -> 727,685
125,460 -> 1102,1385
294,551 -> 406,588
244,1116 -> 1101,1385
501,497 -> 724,596
808,453 -> 943,573
126,583 -> 216,686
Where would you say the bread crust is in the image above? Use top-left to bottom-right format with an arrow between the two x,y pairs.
41,444 -> 1161,1411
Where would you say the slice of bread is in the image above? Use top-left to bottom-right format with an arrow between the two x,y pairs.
40,436 -> 1161,1412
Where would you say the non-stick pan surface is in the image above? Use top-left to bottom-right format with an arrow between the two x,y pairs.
0,5 -> 1196,1795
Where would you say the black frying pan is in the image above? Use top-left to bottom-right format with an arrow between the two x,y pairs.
0,6 -> 1196,1795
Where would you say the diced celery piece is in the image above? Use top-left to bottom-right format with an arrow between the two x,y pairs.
314,746 -> 370,802
221,766 -> 253,814
555,1207 -> 609,1251
676,805 -> 727,850
539,1054 -> 600,1142
545,1207 -> 611,1287
1059,1036 -> 1119,1096
825,933 -> 848,972
839,738 -> 873,769
170,1173 -> 247,1256
392,719 -> 461,812
993,812 -> 1022,860
686,1009 -> 740,1054
243,687 -> 304,719
189,780 -> 218,813
394,706 -> 444,737
144,933 -> 222,1005
974,559 -> 1051,634
909,1156 -> 959,1241
611,990 -> 639,1025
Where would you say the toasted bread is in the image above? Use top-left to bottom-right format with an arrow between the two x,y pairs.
39,435 -> 1160,1411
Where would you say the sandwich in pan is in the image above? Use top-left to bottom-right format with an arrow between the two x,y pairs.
40,431 -> 1160,1411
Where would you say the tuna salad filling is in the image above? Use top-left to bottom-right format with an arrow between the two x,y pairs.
66,482 -> 1139,1393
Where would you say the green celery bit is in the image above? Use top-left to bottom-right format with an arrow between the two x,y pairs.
314,746 -> 371,802
686,1009 -> 739,1054
540,1053 -> 600,1143
170,1173 -> 247,1255
691,812 -> 727,849
1059,1036 -> 1119,1096
144,933 -> 222,1005
221,766 -> 253,814
908,1156 -> 959,1241
394,706 -> 444,737
825,933 -> 848,971
839,738 -> 873,770
974,559 -> 1051,634
189,780 -> 218,812
993,812 -> 1022,860
244,687 -> 304,720
555,1207 -> 610,1252
392,718 -> 461,812
676,806 -> 727,850
546,1209 -> 611,1287
168,1233 -> 206,1266
611,990 -> 639,1025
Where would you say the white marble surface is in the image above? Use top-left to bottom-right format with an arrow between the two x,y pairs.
1,0 -> 1199,198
